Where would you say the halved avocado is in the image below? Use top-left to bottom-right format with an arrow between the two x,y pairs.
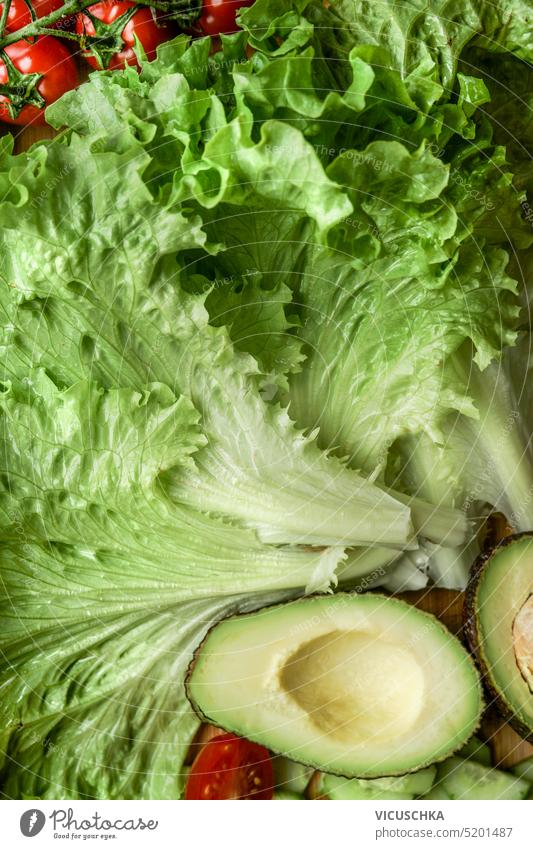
464,533 -> 533,742
187,593 -> 482,778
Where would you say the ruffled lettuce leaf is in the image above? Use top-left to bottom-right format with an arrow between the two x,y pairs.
459,50 -> 533,198
0,130 -> 413,550
396,337 -> 533,532
240,0 -> 532,85
203,276 -> 305,394
287,140 -> 519,473
459,49 -> 533,307
0,371 -> 345,596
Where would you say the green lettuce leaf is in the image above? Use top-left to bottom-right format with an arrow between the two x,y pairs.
459,50 -> 533,198
0,572 -> 295,799
459,49 -> 533,306
0,133 -> 413,550
240,0 -> 532,86
390,335 -> 533,586
0,373 -> 344,798
203,276 -> 305,394
1,5 -> 531,799
0,371 -> 344,595
397,337 -> 533,531
287,141 -> 519,473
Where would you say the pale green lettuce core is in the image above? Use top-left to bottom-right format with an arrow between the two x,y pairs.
393,337 -> 533,587
0,0 -> 531,799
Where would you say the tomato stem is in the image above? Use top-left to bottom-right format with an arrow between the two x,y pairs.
0,0 -> 85,47
0,0 -> 12,40
78,6 -> 139,69
0,44 -> 44,117
30,25 -> 81,40
0,0 -> 201,49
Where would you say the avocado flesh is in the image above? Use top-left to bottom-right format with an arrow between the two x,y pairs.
513,595 -> 533,692
279,628 -> 425,743
468,535 -> 533,738
187,594 -> 482,777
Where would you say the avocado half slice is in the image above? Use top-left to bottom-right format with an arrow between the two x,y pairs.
464,532 -> 533,742
186,593 -> 482,777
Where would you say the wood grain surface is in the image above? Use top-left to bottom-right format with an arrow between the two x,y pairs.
9,119 -> 532,773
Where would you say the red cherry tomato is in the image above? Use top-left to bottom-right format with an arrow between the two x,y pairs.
0,0 -> 63,32
0,36 -> 78,126
185,732 -> 274,800
76,1 -> 175,71
197,0 -> 254,36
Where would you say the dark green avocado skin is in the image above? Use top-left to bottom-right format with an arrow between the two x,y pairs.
463,532 -> 533,744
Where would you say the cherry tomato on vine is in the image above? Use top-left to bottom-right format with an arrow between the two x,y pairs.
76,1 -> 176,71
0,0 -> 64,32
197,0 -> 254,36
0,36 -> 78,126
185,732 -> 274,800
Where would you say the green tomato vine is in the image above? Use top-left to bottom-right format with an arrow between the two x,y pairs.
0,0 -> 201,47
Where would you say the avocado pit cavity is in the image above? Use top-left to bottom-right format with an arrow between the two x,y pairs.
279,629 -> 425,742
513,595 -> 533,693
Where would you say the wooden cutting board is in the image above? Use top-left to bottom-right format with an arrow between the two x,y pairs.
11,121 -> 532,772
